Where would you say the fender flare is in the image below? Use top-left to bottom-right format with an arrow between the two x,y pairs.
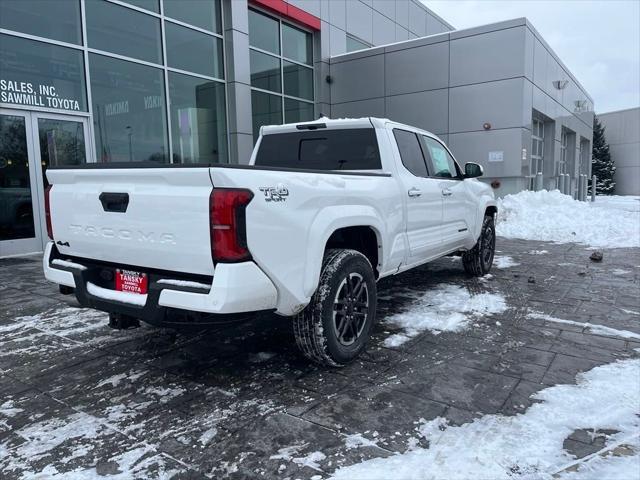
472,196 -> 498,240
302,205 -> 385,297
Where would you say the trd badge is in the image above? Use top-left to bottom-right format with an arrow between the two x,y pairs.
259,184 -> 289,202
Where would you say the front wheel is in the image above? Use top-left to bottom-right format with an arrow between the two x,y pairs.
462,215 -> 496,276
293,249 -> 377,367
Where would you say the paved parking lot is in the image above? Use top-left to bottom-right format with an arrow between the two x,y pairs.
1,238 -> 639,478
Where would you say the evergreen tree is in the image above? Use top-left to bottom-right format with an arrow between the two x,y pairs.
590,116 -> 616,195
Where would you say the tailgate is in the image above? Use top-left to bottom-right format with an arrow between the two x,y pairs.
47,168 -> 214,275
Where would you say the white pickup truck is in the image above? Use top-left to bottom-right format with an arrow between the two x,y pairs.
43,117 -> 497,366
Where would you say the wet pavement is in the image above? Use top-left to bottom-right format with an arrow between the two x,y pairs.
1,238 -> 639,478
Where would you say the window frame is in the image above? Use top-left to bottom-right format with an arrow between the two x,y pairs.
393,128 -> 430,178
248,6 -> 315,139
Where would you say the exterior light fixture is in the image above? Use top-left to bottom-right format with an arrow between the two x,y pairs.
483,122 -> 491,130
553,80 -> 569,90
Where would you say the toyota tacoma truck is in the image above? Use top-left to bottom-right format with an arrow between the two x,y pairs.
43,117 -> 497,366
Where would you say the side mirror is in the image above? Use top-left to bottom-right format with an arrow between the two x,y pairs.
464,162 -> 483,178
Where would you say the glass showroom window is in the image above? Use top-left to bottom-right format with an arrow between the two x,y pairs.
248,8 -> 314,140
531,117 -> 544,174
90,53 -> 168,163
0,34 -> 87,112
164,0 -> 222,33
0,0 -> 82,45
83,0 -> 227,164
169,72 -> 227,164
165,21 -> 224,79
559,127 -> 569,175
121,0 -> 160,13
85,0 -> 163,64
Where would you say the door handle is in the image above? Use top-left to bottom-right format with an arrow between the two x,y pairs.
99,192 -> 129,213
408,188 -> 422,197
442,188 -> 452,197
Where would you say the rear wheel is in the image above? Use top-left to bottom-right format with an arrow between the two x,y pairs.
462,215 -> 496,276
293,249 -> 377,367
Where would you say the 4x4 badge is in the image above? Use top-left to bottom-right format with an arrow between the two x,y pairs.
259,184 -> 289,202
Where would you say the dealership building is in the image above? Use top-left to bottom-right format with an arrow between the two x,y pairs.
0,0 -> 593,257
598,107 -> 640,196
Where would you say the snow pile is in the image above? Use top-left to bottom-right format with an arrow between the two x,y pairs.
383,284 -> 508,347
496,190 -> 640,248
331,359 -> 640,480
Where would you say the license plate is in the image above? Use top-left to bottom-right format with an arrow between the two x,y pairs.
115,269 -> 148,294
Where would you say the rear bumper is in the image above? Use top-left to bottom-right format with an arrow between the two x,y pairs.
42,242 -> 278,325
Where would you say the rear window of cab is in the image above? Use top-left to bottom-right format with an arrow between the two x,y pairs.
255,128 -> 382,170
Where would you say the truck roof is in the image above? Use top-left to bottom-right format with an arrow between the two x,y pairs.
260,117 -> 440,140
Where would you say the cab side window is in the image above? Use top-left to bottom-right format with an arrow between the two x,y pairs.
393,129 -> 429,177
422,136 -> 459,179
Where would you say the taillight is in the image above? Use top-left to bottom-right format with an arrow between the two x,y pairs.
209,188 -> 253,263
45,185 -> 53,240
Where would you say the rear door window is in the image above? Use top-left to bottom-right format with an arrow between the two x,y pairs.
255,128 -> 382,170
393,129 -> 429,177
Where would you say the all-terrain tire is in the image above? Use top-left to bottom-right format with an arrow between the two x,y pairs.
293,249 -> 377,367
462,215 -> 496,276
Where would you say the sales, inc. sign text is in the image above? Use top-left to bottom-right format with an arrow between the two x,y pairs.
1,79 -> 82,111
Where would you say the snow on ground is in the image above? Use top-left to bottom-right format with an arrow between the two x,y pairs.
330,358 -> 640,480
493,255 -> 520,269
293,451 -> 326,471
529,312 -> 640,341
2,307 -> 108,344
382,285 -> 508,347
344,433 -> 379,450
270,444 -> 326,471
612,268 -> 632,275
556,443 -> 640,480
497,190 -> 640,248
